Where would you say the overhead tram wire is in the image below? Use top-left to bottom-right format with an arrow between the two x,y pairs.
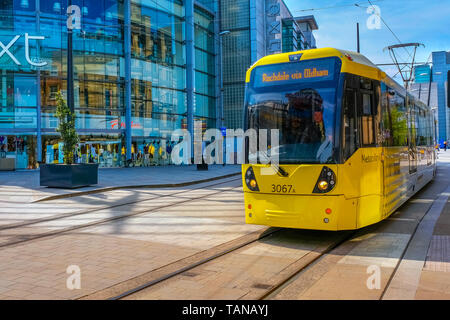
365,0 -> 413,60
137,0 -> 386,49
291,0 -> 412,79
291,0 -> 385,13
353,1 -> 410,64
352,0 -> 415,80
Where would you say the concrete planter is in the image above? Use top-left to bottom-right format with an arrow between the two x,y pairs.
0,158 -> 15,171
196,163 -> 208,171
40,163 -> 99,188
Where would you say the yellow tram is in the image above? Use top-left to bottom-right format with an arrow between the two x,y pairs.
242,48 -> 436,231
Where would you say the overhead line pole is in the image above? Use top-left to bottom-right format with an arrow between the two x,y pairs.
356,23 -> 360,53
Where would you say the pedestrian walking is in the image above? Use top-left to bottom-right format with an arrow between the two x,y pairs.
444,141 -> 447,151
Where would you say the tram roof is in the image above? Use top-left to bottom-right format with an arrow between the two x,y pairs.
247,48 -> 394,86
245,47 -> 428,109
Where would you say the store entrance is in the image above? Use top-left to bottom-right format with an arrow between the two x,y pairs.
77,139 -> 122,168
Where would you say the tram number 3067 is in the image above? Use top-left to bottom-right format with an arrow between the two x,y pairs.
271,184 -> 295,193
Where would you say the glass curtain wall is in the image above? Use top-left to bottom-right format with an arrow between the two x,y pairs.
282,19 -> 304,53
129,0 -> 186,166
0,0 -> 126,168
194,5 -> 216,130
0,1 -> 39,169
0,0 -> 218,169
220,0 -> 250,130
40,0 -> 125,167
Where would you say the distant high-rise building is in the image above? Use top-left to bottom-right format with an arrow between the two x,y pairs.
431,51 -> 450,143
411,51 -> 450,144
413,64 -> 431,84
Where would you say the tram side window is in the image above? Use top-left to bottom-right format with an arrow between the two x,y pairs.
381,84 -> 393,146
361,93 -> 375,145
388,91 -> 408,147
408,103 -> 418,146
428,112 -> 434,145
343,89 -> 358,160
417,108 -> 427,146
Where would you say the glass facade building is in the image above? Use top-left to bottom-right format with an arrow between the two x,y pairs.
412,52 -> 450,145
220,0 -> 251,130
431,51 -> 450,144
0,0 -> 218,169
0,0 -> 315,169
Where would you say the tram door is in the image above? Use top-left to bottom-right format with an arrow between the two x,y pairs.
342,87 -> 361,202
408,100 -> 418,174
342,89 -> 359,162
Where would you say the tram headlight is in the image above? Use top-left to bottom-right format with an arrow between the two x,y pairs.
313,167 -> 336,194
317,180 -> 329,191
245,167 -> 260,192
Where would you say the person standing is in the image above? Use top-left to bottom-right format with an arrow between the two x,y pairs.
143,141 -> 150,167
444,141 -> 447,151
149,141 -> 155,165
166,141 -> 173,165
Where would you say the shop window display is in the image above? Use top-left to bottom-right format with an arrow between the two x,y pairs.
0,135 -> 37,169
43,135 -> 123,167
129,138 -> 175,167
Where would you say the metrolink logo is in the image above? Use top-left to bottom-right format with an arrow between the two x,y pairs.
0,33 -> 47,67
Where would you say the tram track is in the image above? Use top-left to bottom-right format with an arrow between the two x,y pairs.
0,177 -> 242,249
93,173 -> 448,301
0,176 -> 242,232
88,228 -> 356,300
104,184 -> 440,301
261,173 -> 449,300
257,230 -> 356,300
4,165 -> 445,300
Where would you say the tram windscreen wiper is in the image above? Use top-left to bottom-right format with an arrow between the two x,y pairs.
258,150 -> 289,177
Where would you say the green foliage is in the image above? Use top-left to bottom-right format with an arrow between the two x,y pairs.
55,92 -> 79,164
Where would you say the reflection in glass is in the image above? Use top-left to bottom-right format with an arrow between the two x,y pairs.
247,86 -> 336,164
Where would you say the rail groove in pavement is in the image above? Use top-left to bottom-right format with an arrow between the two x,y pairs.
33,172 -> 241,203
96,230 -> 356,300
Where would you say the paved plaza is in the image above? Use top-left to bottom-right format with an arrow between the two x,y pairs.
0,165 -> 241,203
0,155 -> 449,300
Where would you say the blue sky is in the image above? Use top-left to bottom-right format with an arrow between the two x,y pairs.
284,0 -> 450,81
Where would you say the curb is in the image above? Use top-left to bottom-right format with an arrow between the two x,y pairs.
33,171 -> 242,203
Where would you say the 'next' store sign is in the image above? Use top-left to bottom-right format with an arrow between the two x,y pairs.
0,33 -> 48,68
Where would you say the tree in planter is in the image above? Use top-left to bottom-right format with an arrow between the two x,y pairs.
55,92 -> 79,165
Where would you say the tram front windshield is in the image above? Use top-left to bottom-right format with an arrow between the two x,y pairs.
245,59 -> 339,164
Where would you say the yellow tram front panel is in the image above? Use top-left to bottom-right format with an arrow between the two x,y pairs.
243,148 -> 385,231
244,192 -> 357,231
